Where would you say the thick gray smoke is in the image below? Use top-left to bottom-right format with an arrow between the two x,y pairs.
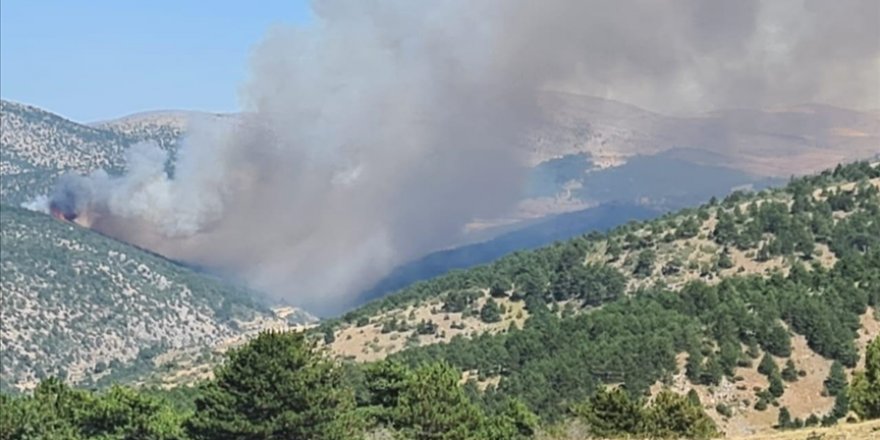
44,0 -> 879,313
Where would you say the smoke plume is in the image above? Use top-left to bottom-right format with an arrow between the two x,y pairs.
43,0 -> 879,313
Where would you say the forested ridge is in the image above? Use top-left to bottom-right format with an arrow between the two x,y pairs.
3,161 -> 880,439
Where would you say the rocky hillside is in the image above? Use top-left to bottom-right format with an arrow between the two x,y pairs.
318,161 -> 880,436
0,101 -> 317,391
1,100 -> 128,204
0,100 -> 235,204
0,100 -> 188,205
0,204 -> 314,392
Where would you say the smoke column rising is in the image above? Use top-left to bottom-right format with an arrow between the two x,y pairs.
44,0 -> 880,313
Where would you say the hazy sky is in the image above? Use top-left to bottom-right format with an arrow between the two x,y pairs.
0,0 -> 312,122
3,1 -> 878,122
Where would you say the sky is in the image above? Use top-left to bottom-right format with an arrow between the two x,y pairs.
0,0 -> 313,122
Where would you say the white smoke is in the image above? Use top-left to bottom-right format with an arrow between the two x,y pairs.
41,0 -> 879,314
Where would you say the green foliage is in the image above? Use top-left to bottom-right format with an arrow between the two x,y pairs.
782,359 -> 799,382
393,362 -> 485,440
572,386 -> 643,437
758,353 -> 778,376
768,371 -> 786,398
754,399 -> 768,411
481,398 -> 539,440
443,290 -> 481,313
550,263 -> 626,305
686,389 -> 701,406
185,331 -> 362,440
717,248 -> 734,269
479,299 -> 503,324
0,378 -> 187,439
850,337 -> 880,420
396,296 -> 695,419
633,249 -> 656,277
572,387 -> 717,439
716,403 -> 732,418
677,216 -> 701,239
685,348 -> 704,384
777,406 -> 793,429
361,360 -> 537,440
642,390 -> 718,439
824,361 -> 847,397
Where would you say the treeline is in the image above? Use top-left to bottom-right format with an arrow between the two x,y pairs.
391,231 -> 879,421
4,332 -> 878,439
366,161 -> 880,423
0,331 -> 720,439
326,161 -> 879,330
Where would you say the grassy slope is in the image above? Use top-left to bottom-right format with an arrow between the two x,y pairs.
0,204 -> 275,391
320,162 -> 880,436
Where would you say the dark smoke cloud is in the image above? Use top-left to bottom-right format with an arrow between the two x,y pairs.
39,0 -> 879,314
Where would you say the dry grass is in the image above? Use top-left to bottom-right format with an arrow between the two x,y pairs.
530,419 -> 880,439
329,294 -> 528,362
732,419 -> 880,440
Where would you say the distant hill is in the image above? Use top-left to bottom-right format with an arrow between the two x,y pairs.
355,153 -> 780,312
321,161 -> 880,436
532,92 -> 880,178
353,202 -> 659,308
0,204 -> 314,392
0,102 -> 314,392
0,100 -> 188,204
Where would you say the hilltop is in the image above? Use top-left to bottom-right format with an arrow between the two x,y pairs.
0,101 -> 315,391
316,160 -> 880,436
0,100 -> 185,205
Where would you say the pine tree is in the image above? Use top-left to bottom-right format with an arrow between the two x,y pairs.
575,386 -> 643,438
480,398 -> 539,440
480,299 -> 503,323
717,248 -> 734,270
605,239 -> 622,262
677,216 -> 701,239
186,331 -> 362,440
364,360 -> 411,425
758,353 -> 778,376
394,362 -> 484,440
0,378 -> 187,440
781,359 -> 799,382
634,249 -> 656,277
686,389 -> 701,406
777,407 -> 792,429
685,348 -> 704,384
850,337 -> 880,420
824,361 -> 847,396
642,390 -> 718,439
700,356 -> 724,386
769,371 -> 785,398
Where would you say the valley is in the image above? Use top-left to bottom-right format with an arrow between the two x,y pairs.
1,99 -> 879,438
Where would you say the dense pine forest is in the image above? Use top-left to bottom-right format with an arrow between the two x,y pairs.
2,161 -> 880,439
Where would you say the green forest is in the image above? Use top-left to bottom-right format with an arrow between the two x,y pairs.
3,161 -> 880,439
2,331 -> 879,439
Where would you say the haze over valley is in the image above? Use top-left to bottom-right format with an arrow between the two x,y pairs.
1,1 -> 879,438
